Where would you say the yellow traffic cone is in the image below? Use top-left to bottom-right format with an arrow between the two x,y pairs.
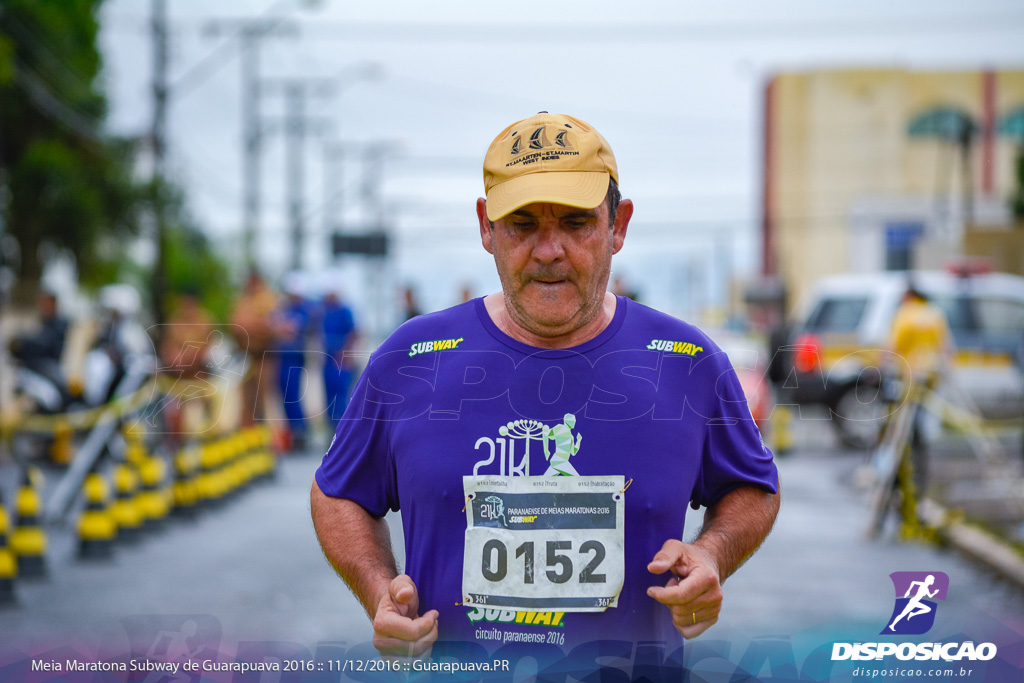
78,471 -> 117,559
0,492 -> 16,605
172,445 -> 201,517
110,460 -> 143,542
10,468 -> 47,578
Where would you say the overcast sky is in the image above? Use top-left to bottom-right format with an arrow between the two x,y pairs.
98,0 -> 1024,333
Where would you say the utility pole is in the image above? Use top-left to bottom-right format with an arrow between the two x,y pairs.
264,78 -> 333,272
322,140 -> 344,237
361,142 -> 393,232
205,18 -> 298,270
325,140 -> 397,343
359,142 -> 397,342
151,0 -> 169,333
241,31 -> 262,271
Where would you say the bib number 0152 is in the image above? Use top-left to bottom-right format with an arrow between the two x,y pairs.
481,539 -> 607,584
462,475 -> 625,613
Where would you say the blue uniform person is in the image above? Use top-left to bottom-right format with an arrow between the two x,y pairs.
321,291 -> 358,434
275,286 -> 312,452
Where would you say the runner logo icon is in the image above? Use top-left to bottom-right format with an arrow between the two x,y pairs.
881,571 -> 949,635
480,495 -> 507,527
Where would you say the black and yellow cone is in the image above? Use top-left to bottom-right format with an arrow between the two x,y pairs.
194,442 -> 213,507
123,433 -> 168,529
124,441 -> 148,526
172,445 -> 201,517
10,468 -> 47,578
224,434 -> 247,496
159,450 -> 175,517
198,440 -> 227,506
241,428 -> 260,484
110,461 -> 143,542
210,437 -> 229,500
137,450 -> 170,527
0,493 -> 16,605
78,471 -> 117,559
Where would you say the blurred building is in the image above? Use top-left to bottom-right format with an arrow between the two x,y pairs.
762,68 -> 1024,311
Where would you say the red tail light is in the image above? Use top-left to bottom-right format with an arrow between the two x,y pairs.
946,257 -> 992,277
793,333 -> 821,374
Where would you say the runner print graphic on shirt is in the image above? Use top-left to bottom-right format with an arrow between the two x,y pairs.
542,414 -> 582,476
474,414 -> 584,477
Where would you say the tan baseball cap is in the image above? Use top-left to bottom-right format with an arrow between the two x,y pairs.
482,112 -> 618,221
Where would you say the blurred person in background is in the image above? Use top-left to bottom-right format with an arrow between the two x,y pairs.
890,285 -> 951,383
321,287 -> 358,436
230,271 -> 278,427
274,274 -> 313,452
159,288 -> 214,380
9,289 -> 69,384
888,283 -> 951,488
84,285 -> 152,407
400,285 -> 422,321
159,288 -> 215,441
611,274 -> 639,301
8,288 -> 75,414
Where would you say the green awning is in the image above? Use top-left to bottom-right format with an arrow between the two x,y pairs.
997,106 -> 1024,140
907,106 -> 977,141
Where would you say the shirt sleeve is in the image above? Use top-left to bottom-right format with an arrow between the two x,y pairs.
315,354 -> 399,516
690,351 -> 779,509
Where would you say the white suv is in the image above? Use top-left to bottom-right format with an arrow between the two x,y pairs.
783,268 -> 1024,448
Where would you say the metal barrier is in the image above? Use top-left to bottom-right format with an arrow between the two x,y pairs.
0,354 -> 281,604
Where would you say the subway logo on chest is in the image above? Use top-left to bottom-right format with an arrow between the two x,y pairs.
646,339 -> 704,356
409,337 -> 465,357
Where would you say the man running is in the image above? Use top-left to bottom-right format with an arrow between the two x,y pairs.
311,112 -> 781,663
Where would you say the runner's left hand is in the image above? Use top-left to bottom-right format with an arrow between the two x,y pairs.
647,539 -> 723,638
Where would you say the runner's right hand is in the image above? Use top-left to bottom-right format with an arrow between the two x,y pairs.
372,574 -> 439,656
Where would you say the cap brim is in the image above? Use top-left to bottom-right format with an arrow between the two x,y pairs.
485,171 -> 610,221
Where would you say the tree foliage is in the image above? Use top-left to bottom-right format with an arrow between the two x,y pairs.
163,190 -> 236,323
1013,147 -> 1024,222
0,0 -> 144,304
95,180 -> 236,324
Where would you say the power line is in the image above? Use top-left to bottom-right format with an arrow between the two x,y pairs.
3,14 -> 96,94
12,63 -> 103,144
102,13 -> 1024,42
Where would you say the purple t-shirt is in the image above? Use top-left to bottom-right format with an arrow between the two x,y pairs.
316,296 -> 778,652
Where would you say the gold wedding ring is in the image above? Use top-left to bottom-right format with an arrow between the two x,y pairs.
692,612 -> 696,624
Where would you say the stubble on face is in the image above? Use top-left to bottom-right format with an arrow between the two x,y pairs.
490,201 -> 616,345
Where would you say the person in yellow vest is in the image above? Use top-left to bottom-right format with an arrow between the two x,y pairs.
888,284 -> 951,489
889,286 -> 951,385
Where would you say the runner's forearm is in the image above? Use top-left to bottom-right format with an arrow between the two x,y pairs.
692,486 -> 780,582
310,481 -> 398,618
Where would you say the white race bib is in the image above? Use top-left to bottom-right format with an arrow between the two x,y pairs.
462,475 -> 625,613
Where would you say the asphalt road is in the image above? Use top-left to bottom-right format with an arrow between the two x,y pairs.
2,421 -> 1023,670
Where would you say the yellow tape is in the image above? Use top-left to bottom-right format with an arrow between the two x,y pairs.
0,378 -> 162,437
0,371 -> 244,439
